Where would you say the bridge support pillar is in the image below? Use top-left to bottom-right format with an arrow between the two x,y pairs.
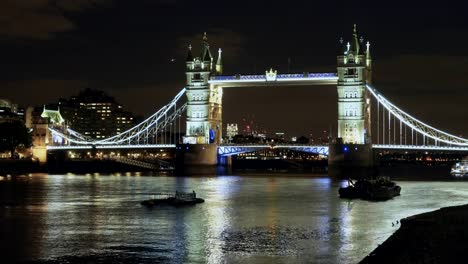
176,144 -> 218,174
328,141 -> 376,178
217,155 -> 232,167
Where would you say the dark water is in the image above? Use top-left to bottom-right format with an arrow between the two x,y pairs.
1,173 -> 468,264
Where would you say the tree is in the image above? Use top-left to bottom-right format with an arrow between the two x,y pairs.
0,121 -> 32,158
297,136 -> 309,144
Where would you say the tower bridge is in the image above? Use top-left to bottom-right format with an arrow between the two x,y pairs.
46,26 -> 468,173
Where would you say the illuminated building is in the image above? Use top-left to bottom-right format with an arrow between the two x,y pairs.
275,132 -> 285,142
336,24 -> 372,144
226,123 -> 238,141
24,106 -> 65,162
0,98 -> 23,123
58,88 -> 134,139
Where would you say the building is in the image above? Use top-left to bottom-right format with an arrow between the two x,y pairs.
226,123 -> 238,141
0,98 -> 24,123
274,132 -> 285,142
58,89 -> 134,139
25,106 -> 63,162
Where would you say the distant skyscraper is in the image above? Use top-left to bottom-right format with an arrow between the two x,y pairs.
58,89 -> 134,139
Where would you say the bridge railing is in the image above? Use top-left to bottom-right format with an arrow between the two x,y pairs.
217,144 -> 329,156
210,72 -> 337,81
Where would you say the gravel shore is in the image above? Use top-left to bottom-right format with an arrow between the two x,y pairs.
361,204 -> 468,263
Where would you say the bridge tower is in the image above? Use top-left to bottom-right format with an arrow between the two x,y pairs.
177,33 -> 223,168
329,25 -> 375,177
183,33 -> 223,145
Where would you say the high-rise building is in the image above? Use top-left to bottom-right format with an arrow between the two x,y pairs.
58,89 -> 134,139
336,25 -> 372,144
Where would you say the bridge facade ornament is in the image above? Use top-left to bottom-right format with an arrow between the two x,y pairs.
265,68 -> 277,81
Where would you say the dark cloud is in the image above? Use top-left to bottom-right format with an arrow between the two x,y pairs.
0,0 -> 111,40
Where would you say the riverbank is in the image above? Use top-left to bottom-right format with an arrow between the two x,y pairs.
361,203 -> 468,263
0,159 -> 46,175
0,159 -> 158,176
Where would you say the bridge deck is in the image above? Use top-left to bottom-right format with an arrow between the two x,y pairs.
47,144 -> 468,154
373,144 -> 468,152
46,144 -> 176,150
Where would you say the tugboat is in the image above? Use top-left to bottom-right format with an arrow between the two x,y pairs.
141,190 -> 204,207
339,177 -> 401,201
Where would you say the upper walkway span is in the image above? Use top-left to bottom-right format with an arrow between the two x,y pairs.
209,72 -> 338,87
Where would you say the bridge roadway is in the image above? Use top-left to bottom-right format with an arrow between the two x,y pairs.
47,144 -> 468,156
209,73 -> 338,87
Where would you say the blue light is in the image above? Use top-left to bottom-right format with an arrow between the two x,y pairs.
210,129 -> 215,140
344,147 -> 349,152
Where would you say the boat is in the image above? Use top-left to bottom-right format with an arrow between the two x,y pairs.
450,158 -> 468,177
141,191 -> 204,207
339,177 -> 401,201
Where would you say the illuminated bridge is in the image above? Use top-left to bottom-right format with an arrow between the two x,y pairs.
45,27 -> 468,168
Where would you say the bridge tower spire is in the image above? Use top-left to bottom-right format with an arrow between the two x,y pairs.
201,32 -> 213,71
216,48 -> 223,75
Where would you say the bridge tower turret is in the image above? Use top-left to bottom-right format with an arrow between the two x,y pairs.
329,25 -> 375,177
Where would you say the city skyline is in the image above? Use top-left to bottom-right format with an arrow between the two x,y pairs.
1,1 -> 468,137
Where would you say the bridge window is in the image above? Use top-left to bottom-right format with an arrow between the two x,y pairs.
347,68 -> 356,75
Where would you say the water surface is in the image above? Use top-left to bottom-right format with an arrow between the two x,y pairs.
1,173 -> 467,263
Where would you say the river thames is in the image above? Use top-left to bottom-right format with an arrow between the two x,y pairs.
1,173 -> 467,263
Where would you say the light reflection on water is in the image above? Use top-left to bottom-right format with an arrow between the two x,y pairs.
1,174 -> 468,263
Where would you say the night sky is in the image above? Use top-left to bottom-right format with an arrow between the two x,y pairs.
1,0 -> 468,138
